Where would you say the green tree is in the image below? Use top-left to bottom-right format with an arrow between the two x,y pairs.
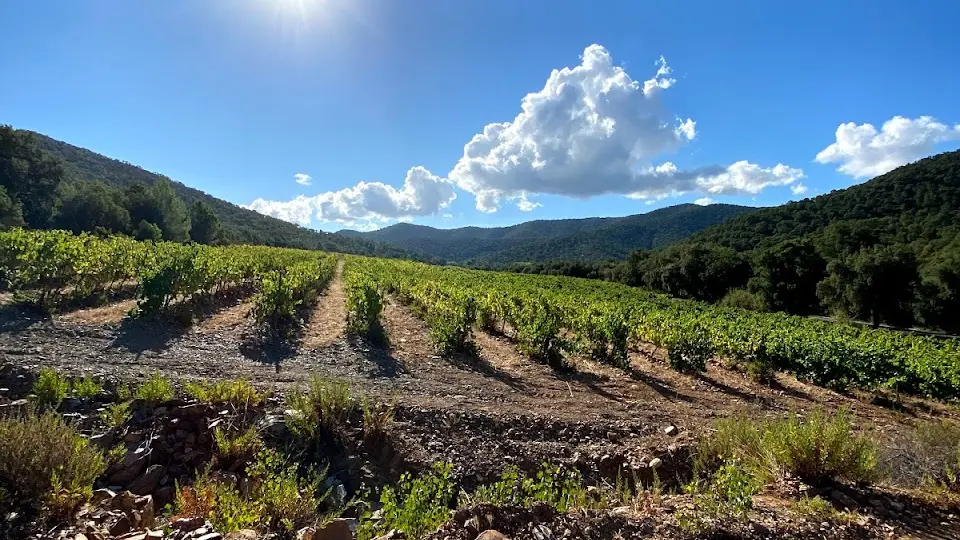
817,245 -> 919,328
0,125 -> 65,227
134,220 -> 162,241
915,243 -> 960,332
189,200 -> 222,245
54,181 -> 131,235
0,185 -> 25,229
125,178 -> 190,242
638,243 -> 751,302
748,239 -> 826,315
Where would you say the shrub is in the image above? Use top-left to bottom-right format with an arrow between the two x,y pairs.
101,401 -> 132,429
346,274 -> 383,338
460,463 -> 590,513
33,368 -> 68,409
184,378 -> 267,409
720,289 -> 767,312
361,396 -> 394,439
426,295 -> 477,355
135,371 -> 175,403
358,462 -> 455,540
885,420 -> 960,489
71,376 -> 101,399
663,322 -> 713,373
0,413 -> 106,519
677,460 -> 759,531
697,408 -> 880,486
286,376 -> 355,439
213,426 -> 263,463
793,495 -> 847,521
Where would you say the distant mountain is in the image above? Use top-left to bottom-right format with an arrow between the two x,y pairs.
687,149 -> 960,251
342,203 -> 754,266
29,132 -> 416,258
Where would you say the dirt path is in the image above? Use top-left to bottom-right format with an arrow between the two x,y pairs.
193,299 -> 253,334
302,259 -> 347,348
58,299 -> 138,325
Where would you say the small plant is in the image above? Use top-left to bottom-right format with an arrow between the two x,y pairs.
286,376 -> 355,439
213,426 -> 263,463
361,396 -> 394,439
0,412 -> 106,518
793,495 -> 845,521
33,368 -> 69,409
346,273 -> 384,339
184,378 -> 267,409
459,463 -> 590,512
887,419 -> 960,490
71,376 -> 101,399
101,401 -> 132,429
135,371 -> 175,403
676,460 -> 759,532
663,323 -> 713,373
115,383 -> 132,401
358,462 -> 455,540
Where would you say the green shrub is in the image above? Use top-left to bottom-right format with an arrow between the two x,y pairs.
184,378 -> 267,409
677,460 -> 759,531
71,376 -> 101,399
793,495 -> 846,521
663,322 -> 713,373
427,295 -> 476,355
720,289 -> 767,312
358,462 -> 455,540
0,413 -> 106,519
361,397 -> 394,439
135,371 -> 175,403
213,426 -> 263,463
286,376 -> 355,439
33,368 -> 69,409
346,273 -> 383,338
697,408 -> 880,486
101,401 -> 132,429
460,463 -> 590,513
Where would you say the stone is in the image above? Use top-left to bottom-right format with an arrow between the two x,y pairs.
129,465 -> 165,495
372,531 -> 402,540
663,425 -> 679,436
124,432 -> 144,443
90,489 -> 116,506
75,534 -> 89,540
224,531 -> 258,540
108,449 -> 150,485
117,533 -> 146,540
196,533 -> 223,540
170,516 -> 205,531
154,485 -> 175,509
147,531 -> 165,539
476,531 -> 509,540
888,500 -> 905,512
830,489 -> 859,510
109,515 -> 132,536
648,457 -> 663,469
136,495 -> 155,527
296,527 -> 316,540
113,491 -> 138,511
313,518 -> 354,540
532,524 -> 553,540
611,506 -> 631,516
89,432 -> 114,449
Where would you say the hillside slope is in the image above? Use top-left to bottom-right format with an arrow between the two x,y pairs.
688,150 -> 960,251
344,203 -> 753,265
29,132 -> 414,258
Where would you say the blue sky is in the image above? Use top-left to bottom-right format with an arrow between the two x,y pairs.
2,0 -> 959,232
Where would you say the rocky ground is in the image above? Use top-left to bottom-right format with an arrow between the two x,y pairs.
0,268 -> 958,540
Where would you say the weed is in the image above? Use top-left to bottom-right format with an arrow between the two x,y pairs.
676,460 -> 759,532
358,462 -> 455,540
101,401 -> 132,429
886,419 -> 960,490
71,376 -> 102,399
459,463 -> 590,512
135,371 -> 175,403
286,376 -> 355,439
184,378 -> 268,409
793,495 -> 846,521
33,368 -> 68,410
115,383 -> 132,401
213,426 -> 263,463
361,396 -> 394,439
0,412 -> 106,518
697,408 -> 880,486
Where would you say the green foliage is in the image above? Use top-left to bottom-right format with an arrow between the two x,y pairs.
793,495 -> 845,521
748,239 -> 825,315
286,376 -> 355,439
818,244 -> 919,328
345,267 -> 384,338
677,460 -> 759,531
697,409 -> 880,486
460,463 -> 590,513
358,462 -> 455,540
0,125 -> 65,228
0,185 -> 25,229
213,426 -> 263,463
33,368 -> 69,409
71,375 -> 101,399
253,256 -> 336,335
892,420 -> 960,490
54,180 -> 130,235
361,396 -> 394,439
189,200 -> 222,245
101,401 -> 132,429
662,321 -> 713,373
134,219 -> 162,241
719,288 -> 767,312
135,372 -> 175,403
629,242 -> 752,303
0,412 -> 106,518
183,378 -> 267,409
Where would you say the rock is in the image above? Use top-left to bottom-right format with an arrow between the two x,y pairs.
75,534 -> 89,540
91,489 -> 116,506
224,531 -> 258,540
313,518 -> 354,540
89,432 -> 114,449
663,425 -> 678,436
154,486 -> 175,509
129,465 -> 165,495
196,533 -> 223,540
136,495 -> 155,527
476,532 -> 509,540
109,515 -> 132,536
830,489 -> 859,510
531,524 -> 553,540
147,531 -> 165,539
611,506 -> 631,516
117,533 -> 146,540
888,500 -> 905,512
648,457 -> 663,469
108,449 -> 150,485
372,531 -> 402,540
170,516 -> 205,531
113,491 -> 138,511
124,432 -> 144,443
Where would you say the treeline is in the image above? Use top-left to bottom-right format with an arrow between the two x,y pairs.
507,150 -> 960,333
1,126 -> 224,244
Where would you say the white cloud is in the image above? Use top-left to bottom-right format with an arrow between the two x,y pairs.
294,173 -> 312,186
515,193 -> 541,212
790,183 -> 808,195
815,115 -> 960,178
694,197 -> 714,206
246,166 -> 456,227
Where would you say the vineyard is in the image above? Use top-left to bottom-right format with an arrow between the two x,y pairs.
2,229 -> 960,400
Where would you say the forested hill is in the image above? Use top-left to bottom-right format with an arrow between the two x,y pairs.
25,130 -> 415,258
341,203 -> 753,266
687,149 -> 960,252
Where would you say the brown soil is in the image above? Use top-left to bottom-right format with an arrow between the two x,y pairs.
58,299 -> 138,325
302,260 -> 347,348
193,299 -> 253,334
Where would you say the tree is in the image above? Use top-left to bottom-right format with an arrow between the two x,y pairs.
188,201 -> 222,245
637,243 -> 751,302
0,186 -> 25,229
915,242 -> 960,332
748,239 -> 826,315
54,181 -> 130,235
125,178 -> 190,242
817,245 -> 919,328
0,125 -> 65,227
134,220 -> 162,241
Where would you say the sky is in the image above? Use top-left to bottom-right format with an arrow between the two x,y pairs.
2,0 -> 960,232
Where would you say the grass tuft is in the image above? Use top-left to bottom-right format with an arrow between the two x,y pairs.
135,371 -> 175,403
33,368 -> 68,410
183,378 -> 268,409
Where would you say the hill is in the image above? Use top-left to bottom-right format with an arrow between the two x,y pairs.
26,131 -> 416,258
343,203 -> 753,266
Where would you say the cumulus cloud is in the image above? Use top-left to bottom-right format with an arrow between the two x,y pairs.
246,166 -> 456,228
694,197 -> 714,206
815,115 -> 960,178
625,161 -> 805,200
294,173 -> 312,186
515,193 -> 542,212
791,183 -> 808,195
